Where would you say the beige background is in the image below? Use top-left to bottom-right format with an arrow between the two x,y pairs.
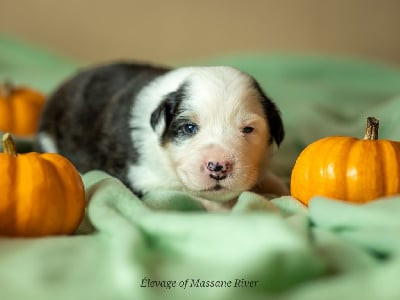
1,0 -> 400,66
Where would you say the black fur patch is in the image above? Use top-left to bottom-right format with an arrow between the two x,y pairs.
150,82 -> 192,145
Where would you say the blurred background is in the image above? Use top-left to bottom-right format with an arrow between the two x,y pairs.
1,0 -> 400,66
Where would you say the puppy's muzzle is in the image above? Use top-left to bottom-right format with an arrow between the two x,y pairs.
207,161 -> 231,181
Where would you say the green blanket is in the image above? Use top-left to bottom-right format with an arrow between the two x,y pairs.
1,36 -> 400,300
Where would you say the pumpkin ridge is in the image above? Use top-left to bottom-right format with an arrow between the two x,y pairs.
340,137 -> 357,200
39,155 -> 71,234
24,91 -> 45,107
381,140 -> 400,195
377,141 -> 387,196
18,154 -> 45,235
348,140 -> 375,202
20,154 -> 64,235
44,155 -> 72,234
40,154 -> 86,234
393,142 -> 400,193
0,154 -> 18,234
331,137 -> 355,200
0,96 -> 13,133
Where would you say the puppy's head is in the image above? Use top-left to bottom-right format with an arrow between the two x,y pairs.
151,67 -> 284,201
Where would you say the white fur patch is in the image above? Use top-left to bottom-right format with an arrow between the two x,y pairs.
37,132 -> 58,153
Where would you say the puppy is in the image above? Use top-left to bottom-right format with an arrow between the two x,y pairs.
35,62 -> 288,205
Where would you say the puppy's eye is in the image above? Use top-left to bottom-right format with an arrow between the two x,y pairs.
182,123 -> 199,135
242,126 -> 254,134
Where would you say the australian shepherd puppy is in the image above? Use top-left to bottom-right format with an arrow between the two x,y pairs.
35,63 -> 288,207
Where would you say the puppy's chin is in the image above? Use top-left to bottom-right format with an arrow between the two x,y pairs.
195,187 -> 242,202
178,174 -> 256,202
175,162 -> 259,202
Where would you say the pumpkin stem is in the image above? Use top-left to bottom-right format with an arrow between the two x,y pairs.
0,80 -> 14,98
364,117 -> 379,140
2,133 -> 18,157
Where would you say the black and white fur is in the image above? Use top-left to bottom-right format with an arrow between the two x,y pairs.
35,62 -> 288,204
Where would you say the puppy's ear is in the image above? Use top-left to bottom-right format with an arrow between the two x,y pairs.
150,91 -> 178,138
253,81 -> 285,146
151,82 -> 188,141
151,84 -> 189,144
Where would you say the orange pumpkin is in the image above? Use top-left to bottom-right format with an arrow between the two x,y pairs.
0,81 -> 45,136
0,133 -> 86,237
291,117 -> 400,205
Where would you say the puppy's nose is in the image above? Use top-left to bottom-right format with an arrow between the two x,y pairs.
207,161 -> 231,181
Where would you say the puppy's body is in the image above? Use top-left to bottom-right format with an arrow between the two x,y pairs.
36,63 -> 288,203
